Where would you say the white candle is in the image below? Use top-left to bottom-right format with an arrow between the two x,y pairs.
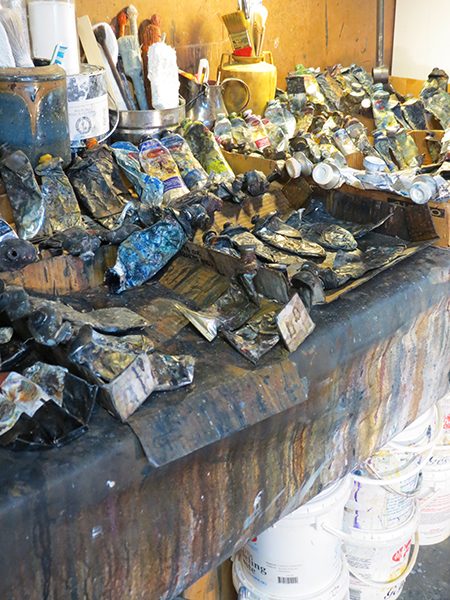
28,0 -> 80,74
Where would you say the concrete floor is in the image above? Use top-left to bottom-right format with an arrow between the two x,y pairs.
402,537 -> 450,599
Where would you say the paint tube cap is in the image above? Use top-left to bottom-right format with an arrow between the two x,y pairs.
285,157 -> 302,179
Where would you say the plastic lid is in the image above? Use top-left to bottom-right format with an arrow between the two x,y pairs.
285,157 -> 302,179
361,97 -> 372,109
410,182 -> 431,204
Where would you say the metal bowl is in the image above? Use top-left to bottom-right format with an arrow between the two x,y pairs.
111,97 -> 186,143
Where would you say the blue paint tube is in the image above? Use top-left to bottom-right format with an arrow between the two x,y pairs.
111,141 -> 164,207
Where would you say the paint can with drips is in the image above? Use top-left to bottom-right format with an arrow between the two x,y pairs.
0,65 -> 71,167
66,65 -> 109,147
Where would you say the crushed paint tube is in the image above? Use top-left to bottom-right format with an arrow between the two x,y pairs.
288,263 -> 326,309
221,307 -> 280,364
252,218 -> 326,258
0,238 -> 38,271
68,145 -> 131,229
252,212 -> 304,239
174,281 -> 260,341
40,227 -> 101,260
160,132 -> 209,191
106,213 -> 187,293
0,149 -> 45,239
0,396 -> 21,437
0,285 -> 32,320
111,141 -> 164,206
173,302 -> 220,341
222,224 -> 308,266
387,129 -> 421,170
373,131 -> 397,172
150,352 -> 195,392
74,217 -> 139,247
317,242 -> 407,289
0,372 -> 51,417
299,223 -> 358,251
35,155 -> 83,233
183,121 -> 235,184
106,199 -> 219,293
0,327 -> 13,344
203,230 -> 241,258
0,219 -> 18,243
296,199 -> 392,239
23,362 -> 68,407
243,170 -> 270,197
139,137 -> 189,205
28,297 -> 149,335
68,325 -> 154,385
426,133 -> 442,164
28,304 -> 74,346
401,98 -> 427,131
0,369 -> 96,449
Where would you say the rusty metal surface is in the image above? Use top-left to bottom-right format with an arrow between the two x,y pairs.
0,248 -> 449,600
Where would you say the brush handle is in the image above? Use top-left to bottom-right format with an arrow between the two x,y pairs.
130,71 -> 149,110
117,58 -> 138,109
98,36 -> 134,110
127,5 -> 139,45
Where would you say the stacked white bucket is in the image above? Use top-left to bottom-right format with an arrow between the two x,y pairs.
338,406 -> 441,600
232,401 -> 448,600
418,393 -> 450,545
233,477 -> 353,600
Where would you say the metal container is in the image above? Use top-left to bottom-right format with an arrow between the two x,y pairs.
112,98 -> 186,144
67,65 -> 109,146
0,65 -> 71,167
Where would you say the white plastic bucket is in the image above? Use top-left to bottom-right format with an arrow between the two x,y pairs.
437,393 -> 450,449
348,574 -> 405,600
326,507 -> 419,600
236,477 -> 352,598
345,407 -> 439,531
418,453 -> 450,545
233,555 -> 350,600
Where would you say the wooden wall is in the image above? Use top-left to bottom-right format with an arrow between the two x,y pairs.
76,0 -> 396,86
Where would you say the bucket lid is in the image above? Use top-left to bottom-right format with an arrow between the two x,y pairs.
0,65 -> 66,82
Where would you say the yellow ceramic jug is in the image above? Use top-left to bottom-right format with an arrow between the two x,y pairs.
218,51 -> 277,116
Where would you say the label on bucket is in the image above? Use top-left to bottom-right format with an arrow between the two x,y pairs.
68,95 -> 109,142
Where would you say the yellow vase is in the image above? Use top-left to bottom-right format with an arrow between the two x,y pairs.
218,52 -> 277,117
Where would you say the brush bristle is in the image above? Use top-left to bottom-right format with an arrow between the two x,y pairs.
0,7 -> 33,67
94,25 -> 106,45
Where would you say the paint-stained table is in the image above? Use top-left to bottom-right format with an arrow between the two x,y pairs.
0,247 -> 449,600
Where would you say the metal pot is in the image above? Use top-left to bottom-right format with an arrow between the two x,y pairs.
111,97 -> 186,144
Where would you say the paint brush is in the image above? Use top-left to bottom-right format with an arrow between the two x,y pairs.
221,10 -> 253,57
0,7 -> 33,67
0,21 -> 15,67
94,24 -> 135,110
140,15 -> 162,106
126,5 -> 140,47
118,8 -> 149,110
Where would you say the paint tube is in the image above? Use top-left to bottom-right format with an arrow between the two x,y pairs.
111,141 -> 164,206
139,137 -> 189,205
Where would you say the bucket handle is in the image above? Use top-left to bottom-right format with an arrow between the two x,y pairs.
323,525 -> 420,589
365,465 -> 424,498
387,404 -> 442,454
353,446 -> 432,488
349,531 -> 420,589
221,77 -> 251,113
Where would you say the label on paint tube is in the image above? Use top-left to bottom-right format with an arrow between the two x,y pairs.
68,95 -> 109,142
0,219 -> 18,242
